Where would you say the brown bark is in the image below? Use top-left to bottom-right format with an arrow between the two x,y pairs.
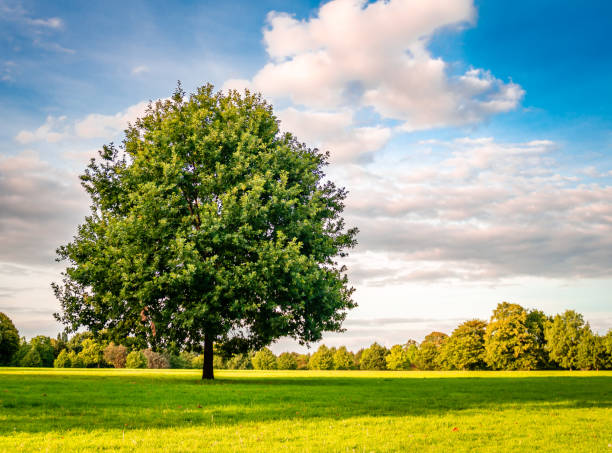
202,334 -> 214,380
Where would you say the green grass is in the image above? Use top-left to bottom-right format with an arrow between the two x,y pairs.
0,368 -> 611,452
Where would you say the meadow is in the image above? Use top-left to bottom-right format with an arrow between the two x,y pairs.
0,368 -> 610,452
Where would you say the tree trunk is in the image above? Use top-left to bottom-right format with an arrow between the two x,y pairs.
202,334 -> 214,380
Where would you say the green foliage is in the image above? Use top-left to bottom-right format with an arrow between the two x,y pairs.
213,355 -> 227,369
169,351 -> 197,369
225,353 -> 253,370
333,346 -> 354,370
415,332 -> 448,370
126,350 -> 147,369
484,303 -> 540,370
252,348 -> 277,370
53,349 -> 72,368
308,344 -> 334,370
359,343 -> 388,370
78,338 -> 106,367
576,328 -> 609,370
103,343 -> 128,368
438,320 -> 487,370
385,344 -> 412,370
544,310 -> 588,370
53,84 -> 358,378
20,347 -> 42,367
295,353 -> 310,370
66,332 -> 94,354
68,350 -> 84,368
277,352 -> 298,370
28,336 -> 55,367
0,312 -> 20,365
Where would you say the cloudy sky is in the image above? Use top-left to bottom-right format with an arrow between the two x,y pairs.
1,0 -> 612,352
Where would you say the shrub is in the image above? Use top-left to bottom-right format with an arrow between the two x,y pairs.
213,355 -> 226,369
277,352 -> 298,370
126,350 -> 147,368
103,343 -> 128,368
191,354 -> 204,370
54,349 -> 72,368
252,348 -> 277,370
143,349 -> 170,369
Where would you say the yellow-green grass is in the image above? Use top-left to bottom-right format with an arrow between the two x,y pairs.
1,368 -> 610,452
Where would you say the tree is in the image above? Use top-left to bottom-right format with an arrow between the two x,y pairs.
126,350 -> 147,368
78,338 -> 106,367
0,312 -> 19,365
54,349 -> 72,368
333,346 -> 355,370
295,353 -> 310,370
544,310 -> 587,370
20,347 -> 42,367
252,347 -> 277,370
484,303 -> 540,370
53,84 -> 358,379
308,344 -> 334,370
438,320 -> 487,370
415,332 -> 448,370
385,344 -> 412,370
277,352 -> 298,370
576,328 -> 608,370
225,352 -> 253,370
29,336 -> 55,367
360,343 -> 388,370
103,343 -> 128,368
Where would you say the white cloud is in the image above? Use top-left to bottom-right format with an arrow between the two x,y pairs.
232,0 -> 522,134
14,101 -> 149,144
131,65 -> 149,75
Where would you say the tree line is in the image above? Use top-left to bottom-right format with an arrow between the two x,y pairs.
1,302 -> 611,371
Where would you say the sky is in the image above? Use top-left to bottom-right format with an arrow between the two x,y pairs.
1,0 -> 612,353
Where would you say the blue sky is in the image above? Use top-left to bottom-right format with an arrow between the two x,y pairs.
1,0 -> 611,351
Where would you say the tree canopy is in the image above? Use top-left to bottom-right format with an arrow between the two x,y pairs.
0,312 -> 19,365
53,84 -> 358,379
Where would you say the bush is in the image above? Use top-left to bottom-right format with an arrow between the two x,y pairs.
103,343 -> 128,368
143,349 -> 170,369
213,355 -> 227,369
54,349 -> 72,368
191,354 -> 204,370
277,352 -> 298,370
252,348 -> 277,370
169,351 -> 196,369
126,350 -> 147,368
0,312 -> 20,365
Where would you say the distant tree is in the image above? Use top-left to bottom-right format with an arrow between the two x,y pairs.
103,343 -> 128,368
29,336 -> 55,367
169,351 -> 197,369
54,349 -> 72,368
0,312 -> 20,365
605,330 -> 612,358
526,309 -> 552,368
226,352 -> 253,370
277,352 -> 298,370
415,332 -> 448,370
77,338 -> 106,367
333,346 -> 355,370
53,84 -> 358,380
51,332 -> 68,359
252,348 -> 278,370
385,344 -> 412,370
295,353 -> 310,370
66,332 -> 94,354
20,347 -> 42,367
68,350 -> 84,368
308,344 -> 335,370
576,328 -> 608,370
544,310 -> 588,370
484,303 -> 540,370
213,355 -> 226,369
191,354 -> 204,370
143,349 -> 170,369
353,348 -> 364,369
360,343 -> 388,370
438,320 -> 487,370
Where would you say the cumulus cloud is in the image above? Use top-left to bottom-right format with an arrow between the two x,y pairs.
225,0 -> 523,141
339,137 -> 612,284
15,101 -> 149,144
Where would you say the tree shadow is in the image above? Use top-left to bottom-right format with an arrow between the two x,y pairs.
1,372 -> 610,434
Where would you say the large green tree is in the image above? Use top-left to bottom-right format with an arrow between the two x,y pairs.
544,310 -> 588,370
0,312 -> 20,365
415,332 -> 448,370
53,84 -> 358,379
438,319 -> 487,370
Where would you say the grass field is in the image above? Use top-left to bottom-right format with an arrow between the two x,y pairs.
0,368 -> 611,452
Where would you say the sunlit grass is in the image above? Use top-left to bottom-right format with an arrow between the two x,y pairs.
1,368 -> 610,452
